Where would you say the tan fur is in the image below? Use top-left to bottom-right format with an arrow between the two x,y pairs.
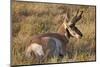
25,11 -> 83,63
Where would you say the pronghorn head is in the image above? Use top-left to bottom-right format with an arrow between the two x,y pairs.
63,10 -> 83,39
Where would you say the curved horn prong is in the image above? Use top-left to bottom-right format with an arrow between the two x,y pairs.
68,10 -> 83,26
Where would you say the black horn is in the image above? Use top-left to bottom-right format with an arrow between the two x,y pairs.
68,10 -> 83,26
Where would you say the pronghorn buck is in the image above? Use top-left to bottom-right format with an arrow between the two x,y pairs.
25,10 -> 83,63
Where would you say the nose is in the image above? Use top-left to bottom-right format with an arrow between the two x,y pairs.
76,35 -> 82,39
78,35 -> 82,39
77,33 -> 83,39
79,36 -> 82,39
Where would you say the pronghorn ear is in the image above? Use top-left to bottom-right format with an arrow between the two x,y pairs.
63,19 -> 70,29
63,13 -> 69,22
63,13 -> 70,29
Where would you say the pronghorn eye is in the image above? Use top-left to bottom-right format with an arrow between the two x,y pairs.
71,31 -> 77,36
72,32 -> 76,35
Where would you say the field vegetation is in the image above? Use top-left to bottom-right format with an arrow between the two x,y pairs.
11,1 -> 96,66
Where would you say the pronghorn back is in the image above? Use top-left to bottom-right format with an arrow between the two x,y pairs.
31,33 -> 69,45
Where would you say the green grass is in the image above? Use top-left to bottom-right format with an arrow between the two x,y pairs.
11,1 -> 96,65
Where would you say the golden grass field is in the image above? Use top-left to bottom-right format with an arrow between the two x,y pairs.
11,1 -> 96,66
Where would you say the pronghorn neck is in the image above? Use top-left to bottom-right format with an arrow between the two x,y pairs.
57,23 -> 70,39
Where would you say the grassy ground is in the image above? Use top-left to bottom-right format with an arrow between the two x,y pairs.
11,1 -> 96,66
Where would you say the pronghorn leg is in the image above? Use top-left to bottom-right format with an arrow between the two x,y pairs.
51,37 -> 64,62
41,38 -> 56,62
34,54 -> 44,64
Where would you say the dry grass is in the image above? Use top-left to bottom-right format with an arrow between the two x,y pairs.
11,1 -> 96,66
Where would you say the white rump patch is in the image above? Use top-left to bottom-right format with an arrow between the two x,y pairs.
31,43 -> 44,57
